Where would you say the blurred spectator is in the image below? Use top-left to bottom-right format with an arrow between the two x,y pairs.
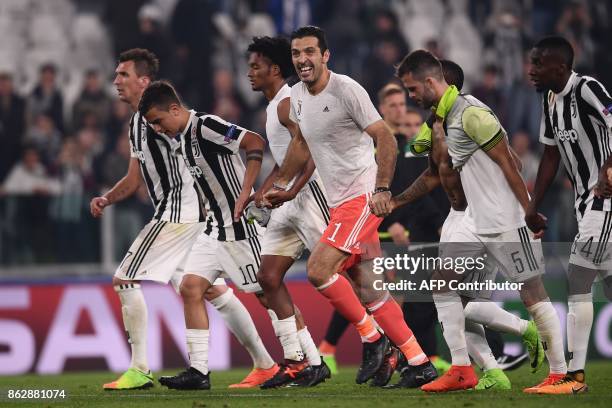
212,69 -> 244,125
213,0 -> 275,109
505,57 -> 542,142
27,63 -> 65,132
1,146 -> 60,196
72,69 -> 112,132
49,138 -> 94,262
105,99 -> 132,153
0,71 -> 26,181
1,146 -> 59,263
472,64 -> 506,125
135,3 -> 174,79
443,0 -> 482,89
320,0 -> 363,78
556,0 -> 594,73
267,0 -> 312,35
483,6 -> 529,89
103,0 -> 147,57
362,8 -> 409,102
25,114 -> 62,167
170,0 -> 218,111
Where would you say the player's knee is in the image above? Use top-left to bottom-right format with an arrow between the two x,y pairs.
519,276 -> 548,305
180,279 -> 204,302
257,268 -> 281,291
306,257 -> 329,286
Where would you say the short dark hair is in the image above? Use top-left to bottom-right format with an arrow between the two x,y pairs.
118,48 -> 159,80
440,59 -> 464,90
247,36 -> 294,79
138,80 -> 181,115
290,25 -> 328,53
533,36 -> 574,69
377,83 -> 404,105
396,49 -> 443,80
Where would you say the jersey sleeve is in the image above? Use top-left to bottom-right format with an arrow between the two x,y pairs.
581,79 -> 612,129
197,114 -> 248,154
341,80 -> 382,131
461,106 -> 503,151
128,120 -> 138,158
539,92 -> 556,146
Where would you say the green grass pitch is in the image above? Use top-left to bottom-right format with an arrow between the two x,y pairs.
1,362 -> 611,407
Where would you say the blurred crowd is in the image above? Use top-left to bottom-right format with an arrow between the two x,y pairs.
1,0 -> 610,265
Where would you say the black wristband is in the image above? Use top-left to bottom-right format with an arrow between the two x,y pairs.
373,187 -> 390,195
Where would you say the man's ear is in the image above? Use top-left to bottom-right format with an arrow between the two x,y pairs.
170,103 -> 181,116
271,64 -> 281,77
424,76 -> 435,88
322,49 -> 330,64
139,76 -> 151,88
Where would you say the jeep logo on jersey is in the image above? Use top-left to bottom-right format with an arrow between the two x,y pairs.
191,137 -> 201,158
187,165 -> 203,178
555,127 -> 578,143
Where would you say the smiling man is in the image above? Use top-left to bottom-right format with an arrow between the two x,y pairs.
264,26 -> 437,388
526,35 -> 612,394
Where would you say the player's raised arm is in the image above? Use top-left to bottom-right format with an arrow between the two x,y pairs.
90,156 -> 142,217
235,131 -> 266,221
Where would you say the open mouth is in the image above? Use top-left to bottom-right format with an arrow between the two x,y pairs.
299,66 -> 313,76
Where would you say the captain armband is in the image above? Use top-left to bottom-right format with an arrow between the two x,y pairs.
246,149 -> 264,162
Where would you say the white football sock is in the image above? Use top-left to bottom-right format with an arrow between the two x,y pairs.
567,293 -> 593,372
298,327 -> 321,366
527,299 -> 567,374
186,329 -> 209,375
433,292 -> 470,366
465,320 -> 498,370
464,301 -> 528,336
208,288 -> 275,369
268,310 -> 304,361
115,283 -> 148,373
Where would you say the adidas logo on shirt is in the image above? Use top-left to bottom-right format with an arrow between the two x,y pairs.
323,106 -> 330,112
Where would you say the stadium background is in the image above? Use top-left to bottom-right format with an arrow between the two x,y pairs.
0,0 -> 611,377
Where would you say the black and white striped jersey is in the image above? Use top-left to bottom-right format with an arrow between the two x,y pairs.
540,71 -> 612,217
128,112 -> 205,223
177,110 -> 261,242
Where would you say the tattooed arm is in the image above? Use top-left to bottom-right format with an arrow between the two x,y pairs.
391,155 -> 441,211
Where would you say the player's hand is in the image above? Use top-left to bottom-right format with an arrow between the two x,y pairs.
90,196 -> 110,218
369,190 -> 392,217
524,210 -> 547,239
594,168 -> 612,198
388,222 -> 410,247
263,187 -> 294,208
234,191 -> 250,222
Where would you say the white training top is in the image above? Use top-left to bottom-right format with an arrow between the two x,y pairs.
289,72 -> 381,207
